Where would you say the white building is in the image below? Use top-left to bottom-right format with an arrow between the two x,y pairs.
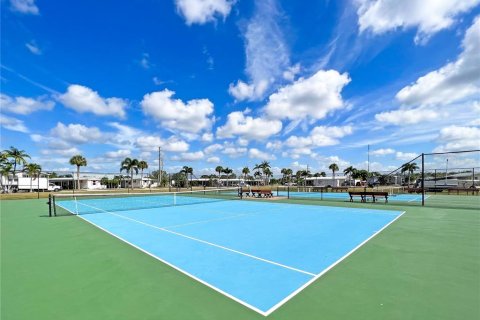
305,176 -> 347,187
49,173 -> 153,190
1,172 -> 50,191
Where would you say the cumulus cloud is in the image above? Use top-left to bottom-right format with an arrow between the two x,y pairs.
285,126 -> 353,149
0,114 -> 29,133
248,148 -> 276,160
216,110 -> 282,140
371,148 -> 395,156
141,89 -> 214,134
1,93 -> 54,115
283,63 -> 301,81
396,16 -> 480,106
375,108 -> 441,125
58,84 -> 127,118
50,122 -> 103,144
264,70 -> 350,120
357,0 -> 480,44
204,143 -> 223,154
222,146 -> 247,158
175,0 -> 235,25
207,156 -> 220,163
105,149 -> 131,159
228,80 -> 268,101
135,135 -> 189,153
171,151 -> 205,161
10,0 -> 39,14
434,125 -> 480,152
395,151 -> 418,161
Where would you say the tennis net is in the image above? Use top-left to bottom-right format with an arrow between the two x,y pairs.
50,188 -> 241,216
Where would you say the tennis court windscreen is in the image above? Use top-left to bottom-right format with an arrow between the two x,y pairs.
51,188 -> 241,216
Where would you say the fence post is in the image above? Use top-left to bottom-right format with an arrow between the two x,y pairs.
421,153 -> 425,206
287,185 -> 290,199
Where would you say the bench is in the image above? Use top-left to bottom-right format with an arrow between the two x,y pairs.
243,189 -> 273,198
406,188 -> 422,194
349,191 -> 389,203
312,187 -> 328,192
447,188 -> 479,195
331,187 -> 349,192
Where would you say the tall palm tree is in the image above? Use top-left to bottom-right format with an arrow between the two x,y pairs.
181,166 -> 193,188
24,163 -> 42,192
120,157 -> 139,190
0,162 -> 13,193
70,155 -> 87,190
253,163 -> 262,184
281,168 -> 288,184
4,147 -> 30,175
343,166 -> 356,186
401,162 -> 419,187
329,163 -> 339,180
260,161 -> 271,185
264,167 -> 272,185
285,168 -> 293,183
223,167 -> 233,186
215,165 -> 223,186
138,160 -> 148,187
242,167 -> 250,182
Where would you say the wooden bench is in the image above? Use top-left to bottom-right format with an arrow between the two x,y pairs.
447,188 -> 479,195
331,187 -> 349,192
406,188 -> 422,194
312,187 -> 328,192
243,189 -> 273,198
349,191 -> 389,203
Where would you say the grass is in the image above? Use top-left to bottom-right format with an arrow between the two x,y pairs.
1,197 -> 479,319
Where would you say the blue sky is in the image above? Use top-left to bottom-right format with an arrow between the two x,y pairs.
1,0 -> 479,175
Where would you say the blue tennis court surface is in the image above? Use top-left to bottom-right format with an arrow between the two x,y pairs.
57,196 -> 404,315
278,191 -> 427,202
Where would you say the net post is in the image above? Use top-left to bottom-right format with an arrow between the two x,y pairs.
53,195 -> 57,216
287,185 -> 290,199
421,153 -> 425,206
239,186 -> 243,199
47,194 -> 52,217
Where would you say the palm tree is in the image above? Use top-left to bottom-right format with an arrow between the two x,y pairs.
138,160 -> 148,187
223,167 -> 233,186
253,163 -> 263,184
343,166 -> 356,186
69,155 -> 87,190
285,168 -> 293,183
281,168 -> 288,184
242,167 -> 250,182
24,163 -> 42,192
264,167 -> 272,185
260,161 -> 271,185
215,165 -> 223,186
181,166 -> 193,188
329,163 -> 339,180
401,162 -> 419,187
120,157 -> 139,190
4,147 -> 30,176
0,162 -> 13,193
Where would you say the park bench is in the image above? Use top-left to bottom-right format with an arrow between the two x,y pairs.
250,189 -> 273,198
349,191 -> 389,203
331,187 -> 349,192
406,188 -> 422,193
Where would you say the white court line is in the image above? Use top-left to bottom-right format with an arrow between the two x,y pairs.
262,210 -> 406,316
55,203 -> 269,316
77,202 -> 316,277
161,212 -> 256,229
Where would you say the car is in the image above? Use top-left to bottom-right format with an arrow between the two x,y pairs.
48,183 -> 62,192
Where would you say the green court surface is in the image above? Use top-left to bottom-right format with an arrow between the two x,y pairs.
1,198 -> 479,320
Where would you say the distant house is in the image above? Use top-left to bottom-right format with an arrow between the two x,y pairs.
49,173 -> 153,190
305,176 -> 347,187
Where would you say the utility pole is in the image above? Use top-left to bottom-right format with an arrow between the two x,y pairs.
158,147 -> 163,188
367,144 -> 370,174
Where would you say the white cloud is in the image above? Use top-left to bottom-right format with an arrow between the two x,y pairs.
59,84 -> 127,118
1,93 -> 54,115
207,156 -> 220,163
105,149 -> 131,159
371,148 -> 395,156
216,110 -> 282,140
171,151 -> 205,161
50,122 -> 103,144
141,89 -> 214,133
230,0 -> 290,101
248,148 -> 276,160
135,135 -> 189,153
357,0 -> 480,44
201,132 -> 213,142
25,41 -> 41,55
41,147 -> 80,157
175,0 -> 235,25
285,126 -> 353,148
266,140 -> 282,150
0,114 -> 29,133
283,63 -> 301,81
434,125 -> 480,151
139,53 -> 151,69
264,70 -> 350,120
396,16 -> 480,106
10,0 -> 39,14
204,143 -> 223,154
222,146 -> 247,158
375,108 -> 441,125
396,151 -> 418,161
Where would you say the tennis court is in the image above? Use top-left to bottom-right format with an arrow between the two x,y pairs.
53,189 -> 404,315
